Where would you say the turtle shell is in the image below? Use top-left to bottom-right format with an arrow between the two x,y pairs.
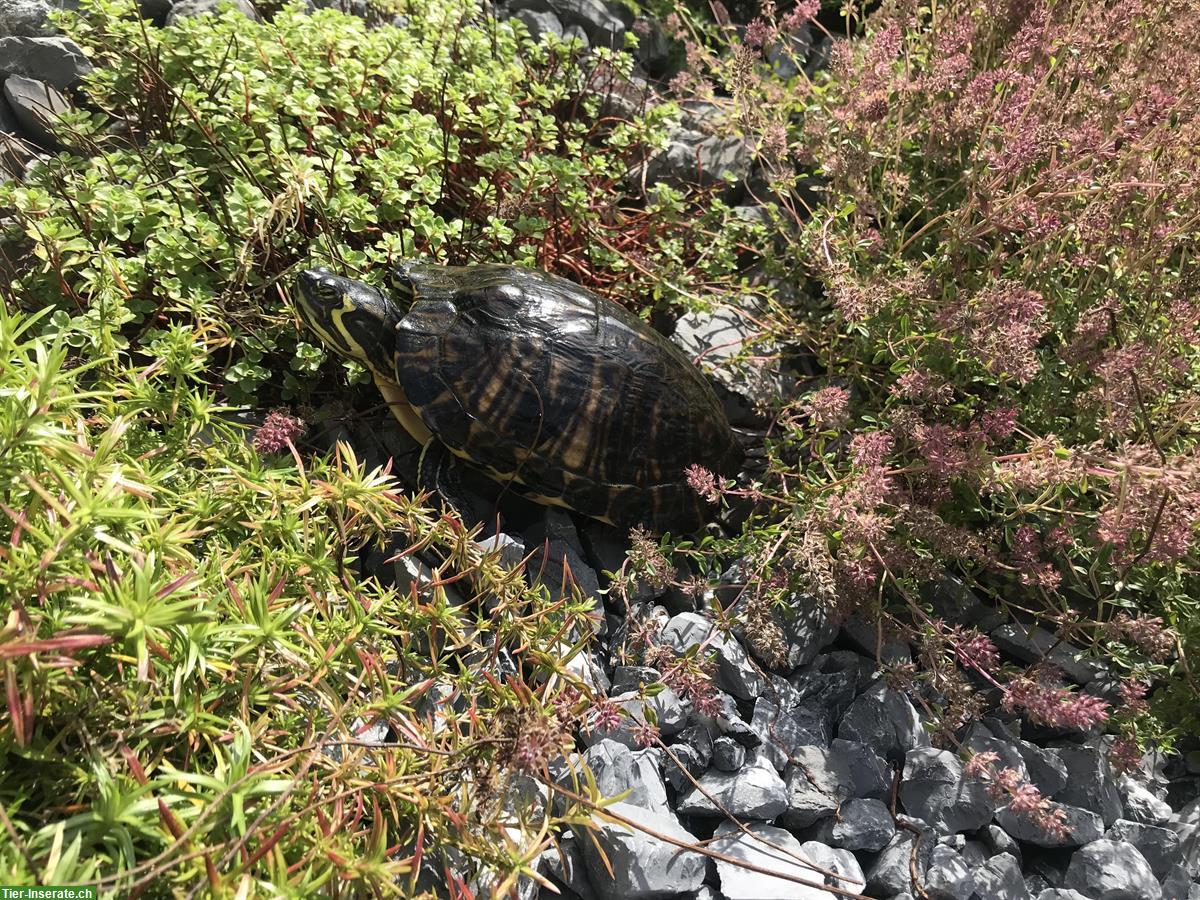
391,263 -> 743,533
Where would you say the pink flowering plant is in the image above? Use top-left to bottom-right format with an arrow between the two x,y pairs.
664,0 -> 1200,756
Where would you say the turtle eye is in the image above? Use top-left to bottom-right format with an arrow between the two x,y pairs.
299,268 -> 344,307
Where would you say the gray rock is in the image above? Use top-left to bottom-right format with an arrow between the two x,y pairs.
838,683 -> 929,763
509,0 -> 623,46
582,740 -> 670,814
963,723 -> 1030,783
1017,741 -> 1069,798
3,74 -> 66,148
811,797 -> 894,852
781,763 -> 839,830
765,24 -> 813,79
712,736 -> 746,772
923,574 -> 1005,631
561,23 -> 588,45
1062,838 -> 1161,900
1159,863 -> 1192,900
923,845 -> 976,900
689,689 -> 760,747
575,800 -> 706,899
995,801 -> 1105,848
632,16 -> 672,78
1036,892 -> 1093,900
1054,744 -> 1124,826
769,599 -> 840,670
670,300 -> 790,427
0,93 -> 18,134
660,612 -> 766,701
610,668 -> 687,739
1107,819 -> 1181,879
960,839 -> 989,867
751,697 -> 832,769
970,853 -> 1030,900
513,7 -> 562,40
0,36 -> 90,88
1165,818 -> 1200,879
676,750 -> 788,819
0,0 -> 75,37
800,840 -> 867,894
662,743 -> 705,792
474,532 -> 526,570
867,828 -> 934,897
990,623 -> 1107,684
840,615 -> 911,665
539,834 -> 597,900
983,824 -> 1022,862
1120,777 -> 1174,826
578,521 -> 661,603
642,129 -> 754,203
710,822 -> 843,898
531,538 -> 604,632
780,741 -> 891,828
900,748 -> 994,834
165,0 -> 258,23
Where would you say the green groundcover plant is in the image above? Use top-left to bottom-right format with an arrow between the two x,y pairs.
0,0 -> 757,893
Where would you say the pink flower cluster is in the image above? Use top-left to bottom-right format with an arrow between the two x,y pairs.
964,752 -> 1070,841
1001,676 -> 1109,731
253,408 -> 306,454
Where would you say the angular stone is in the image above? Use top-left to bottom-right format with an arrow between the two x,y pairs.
3,74 -> 67,148
676,750 -> 788,819
575,800 -> 706,899
1016,741 -> 1068,798
982,824 -> 1022,863
995,801 -> 1104,848
609,667 -> 687,739
713,736 -> 745,772
990,623 -> 1107,684
538,834 -> 598,900
838,683 -> 929,763
867,828 -> 934,897
923,845 -> 975,900
900,748 -> 994,834
513,7 -> 562,41
0,0 -> 74,37
963,723 -> 1029,783
582,740 -> 670,814
1119,776 -> 1173,826
660,612 -> 766,701
811,797 -> 894,852
781,741 -> 891,828
923,574 -> 1005,632
165,0 -> 258,23
1062,838 -> 1161,900
1159,863 -> 1193,900
1036,893 -> 1091,900
531,538 -> 604,631
0,36 -> 90,88
662,743 -> 705,793
970,853 -> 1030,900
799,840 -> 866,895
841,614 -> 911,665
474,532 -> 526,570
711,822 -> 841,899
781,764 -> 838,830
1053,743 -> 1123,826
671,301 -> 790,427
788,663 -> 858,722
751,697 -> 832,769
1106,819 -> 1180,879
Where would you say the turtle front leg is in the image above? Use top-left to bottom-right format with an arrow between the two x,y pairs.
416,439 -> 495,528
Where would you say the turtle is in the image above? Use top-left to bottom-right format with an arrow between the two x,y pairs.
294,261 -> 744,533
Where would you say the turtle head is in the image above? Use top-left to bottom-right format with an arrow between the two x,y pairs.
295,268 -> 402,375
